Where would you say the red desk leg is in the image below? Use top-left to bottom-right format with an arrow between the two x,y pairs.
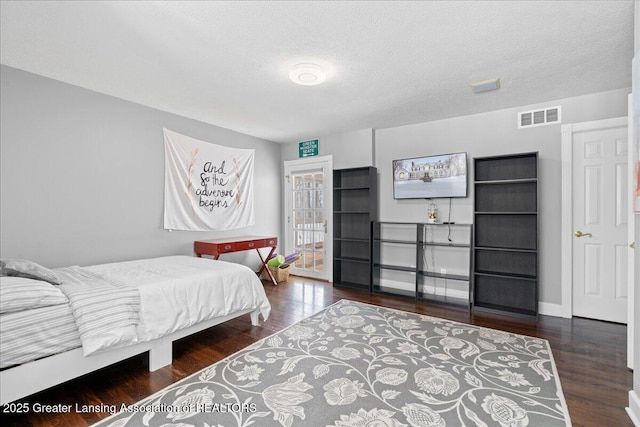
195,237 -> 279,285
256,246 -> 278,285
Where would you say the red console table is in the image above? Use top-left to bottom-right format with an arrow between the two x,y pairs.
194,236 -> 278,285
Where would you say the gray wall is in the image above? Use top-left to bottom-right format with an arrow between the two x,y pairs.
281,128 -> 374,168
0,66 -> 281,269
376,87 -> 630,306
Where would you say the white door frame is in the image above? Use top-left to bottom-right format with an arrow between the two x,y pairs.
283,155 -> 333,281
628,93 -> 636,371
560,116 -> 630,320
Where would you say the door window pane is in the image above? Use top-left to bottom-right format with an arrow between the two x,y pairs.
289,168 -> 325,276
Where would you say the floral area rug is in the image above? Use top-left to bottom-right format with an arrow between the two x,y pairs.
96,300 -> 571,427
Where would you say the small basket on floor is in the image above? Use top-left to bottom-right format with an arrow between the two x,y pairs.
262,265 -> 291,283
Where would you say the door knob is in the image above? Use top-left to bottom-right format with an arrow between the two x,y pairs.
574,230 -> 592,238
631,242 -> 636,249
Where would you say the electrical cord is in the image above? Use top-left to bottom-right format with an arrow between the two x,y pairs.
447,198 -> 452,242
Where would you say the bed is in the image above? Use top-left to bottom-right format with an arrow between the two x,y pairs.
0,255 -> 271,405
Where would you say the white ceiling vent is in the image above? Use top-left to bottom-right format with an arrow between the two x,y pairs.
518,106 -> 561,129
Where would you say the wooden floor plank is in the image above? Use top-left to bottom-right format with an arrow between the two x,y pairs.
1,276 -> 633,426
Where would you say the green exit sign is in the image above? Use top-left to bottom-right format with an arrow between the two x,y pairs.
298,139 -> 319,158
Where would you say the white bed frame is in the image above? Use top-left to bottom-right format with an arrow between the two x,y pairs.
0,308 -> 261,404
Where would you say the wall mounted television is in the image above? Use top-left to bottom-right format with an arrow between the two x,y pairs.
392,152 -> 468,199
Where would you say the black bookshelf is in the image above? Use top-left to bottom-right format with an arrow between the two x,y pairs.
333,167 -> 377,291
472,152 -> 539,318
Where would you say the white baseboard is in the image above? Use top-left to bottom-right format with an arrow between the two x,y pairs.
538,302 -> 567,318
627,390 -> 640,426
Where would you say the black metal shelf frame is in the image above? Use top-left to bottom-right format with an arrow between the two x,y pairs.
372,221 -> 473,308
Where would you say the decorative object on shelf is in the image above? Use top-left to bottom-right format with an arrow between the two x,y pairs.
427,202 -> 438,224
472,152 -> 539,318
333,167 -> 378,291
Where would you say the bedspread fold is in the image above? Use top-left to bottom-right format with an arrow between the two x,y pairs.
55,266 -> 140,356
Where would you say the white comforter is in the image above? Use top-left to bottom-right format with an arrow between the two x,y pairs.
86,256 -> 271,343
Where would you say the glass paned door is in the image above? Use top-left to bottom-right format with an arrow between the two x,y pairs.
284,157 -> 332,280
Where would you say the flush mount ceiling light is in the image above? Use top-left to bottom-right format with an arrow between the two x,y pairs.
289,63 -> 326,86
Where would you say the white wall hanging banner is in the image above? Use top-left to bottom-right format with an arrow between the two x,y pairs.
163,128 -> 255,231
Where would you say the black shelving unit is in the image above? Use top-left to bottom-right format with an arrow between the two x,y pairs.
472,152 -> 539,318
372,222 -> 472,307
333,166 -> 377,291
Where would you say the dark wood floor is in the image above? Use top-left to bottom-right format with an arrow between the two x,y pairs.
1,276 -> 634,427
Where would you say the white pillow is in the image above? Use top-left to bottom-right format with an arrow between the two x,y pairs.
0,276 -> 69,314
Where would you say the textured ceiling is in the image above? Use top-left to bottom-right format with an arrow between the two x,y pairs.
0,1 -> 634,143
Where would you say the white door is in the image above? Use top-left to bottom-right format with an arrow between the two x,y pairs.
572,122 -> 629,323
284,157 -> 332,280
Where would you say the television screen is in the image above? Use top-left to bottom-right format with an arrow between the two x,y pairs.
393,152 -> 468,199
